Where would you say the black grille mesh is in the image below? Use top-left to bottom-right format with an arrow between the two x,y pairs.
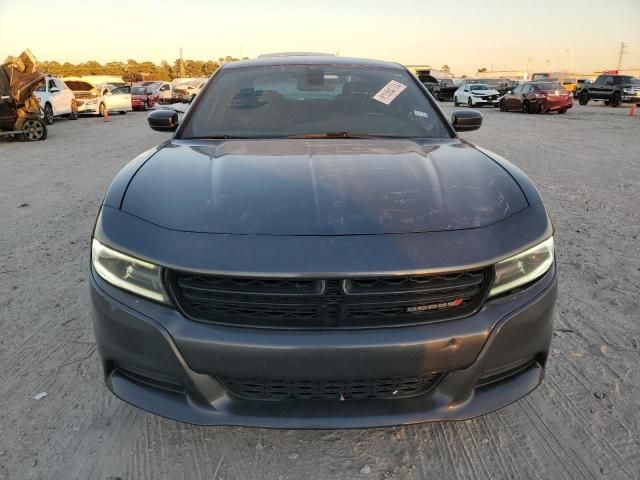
168,269 -> 489,328
220,373 -> 441,401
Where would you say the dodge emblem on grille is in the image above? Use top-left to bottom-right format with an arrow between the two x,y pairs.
406,298 -> 464,313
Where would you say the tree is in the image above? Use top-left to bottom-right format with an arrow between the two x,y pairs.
31,57 -> 231,80
441,65 -> 451,75
477,67 -> 487,73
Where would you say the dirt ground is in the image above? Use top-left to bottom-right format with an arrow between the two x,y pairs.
1,102 -> 639,480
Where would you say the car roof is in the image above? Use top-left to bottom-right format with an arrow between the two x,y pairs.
222,55 -> 405,71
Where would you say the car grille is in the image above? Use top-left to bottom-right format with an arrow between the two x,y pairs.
166,268 -> 490,329
219,373 -> 441,401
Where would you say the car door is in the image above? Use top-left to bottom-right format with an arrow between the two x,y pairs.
521,84 -> 535,108
110,86 -> 132,111
52,78 -> 71,115
459,85 -> 469,102
44,78 -> 57,111
513,83 -> 531,110
591,76 -> 609,100
511,84 -> 525,109
159,83 -> 171,102
504,84 -> 520,109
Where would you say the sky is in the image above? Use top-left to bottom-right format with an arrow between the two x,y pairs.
1,0 -> 639,76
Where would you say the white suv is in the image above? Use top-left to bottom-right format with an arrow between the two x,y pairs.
34,76 -> 78,124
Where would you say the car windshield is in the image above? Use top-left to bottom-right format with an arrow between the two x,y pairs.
536,82 -> 563,91
470,85 -> 489,91
180,64 -> 451,139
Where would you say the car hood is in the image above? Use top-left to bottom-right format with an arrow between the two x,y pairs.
64,80 -> 97,93
120,139 -> 529,235
473,89 -> 500,95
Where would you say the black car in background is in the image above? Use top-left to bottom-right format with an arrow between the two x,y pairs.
578,74 -> 640,107
436,78 -> 458,101
90,54 -> 557,428
480,78 -> 512,96
417,73 -> 440,97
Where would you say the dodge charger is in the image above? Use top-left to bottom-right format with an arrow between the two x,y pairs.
90,54 -> 557,428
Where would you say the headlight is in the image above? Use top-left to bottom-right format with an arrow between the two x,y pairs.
91,239 -> 170,303
489,237 -> 554,297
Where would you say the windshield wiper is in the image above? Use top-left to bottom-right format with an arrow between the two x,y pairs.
284,132 -> 413,139
181,135 -> 256,139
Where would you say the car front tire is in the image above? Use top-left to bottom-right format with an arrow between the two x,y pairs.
18,118 -> 47,141
610,92 -> 621,107
578,91 -> 589,105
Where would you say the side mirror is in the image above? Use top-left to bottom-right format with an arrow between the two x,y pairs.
50,87 -> 60,93
147,109 -> 179,132
451,110 -> 483,132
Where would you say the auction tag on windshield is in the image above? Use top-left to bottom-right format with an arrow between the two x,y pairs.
373,80 -> 407,105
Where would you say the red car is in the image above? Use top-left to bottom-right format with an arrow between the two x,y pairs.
130,85 -> 161,111
499,81 -> 573,114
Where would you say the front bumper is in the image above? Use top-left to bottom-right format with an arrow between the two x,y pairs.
622,93 -> 640,103
472,97 -> 500,106
90,261 -> 557,428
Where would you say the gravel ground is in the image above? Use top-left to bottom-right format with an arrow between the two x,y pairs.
1,102 -> 639,480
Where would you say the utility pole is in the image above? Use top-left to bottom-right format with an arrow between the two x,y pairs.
179,47 -> 186,78
617,42 -> 628,70
525,57 -> 534,80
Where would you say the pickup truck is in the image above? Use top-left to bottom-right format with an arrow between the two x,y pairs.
577,74 -> 640,107
435,78 -> 458,101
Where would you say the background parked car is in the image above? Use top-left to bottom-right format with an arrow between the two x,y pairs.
97,84 -> 133,114
453,83 -> 501,107
479,78 -> 512,96
34,76 -> 78,124
417,73 -> 439,97
436,78 -> 458,101
65,81 -> 132,116
147,82 -> 173,103
578,74 -> 640,107
173,79 -> 206,102
500,81 -> 573,114
574,79 -> 592,97
130,85 -> 160,111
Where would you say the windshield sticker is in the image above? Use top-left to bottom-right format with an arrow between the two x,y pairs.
373,80 -> 407,105
413,110 -> 429,118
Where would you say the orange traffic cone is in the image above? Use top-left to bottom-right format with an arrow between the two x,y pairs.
630,104 -> 638,116
103,108 -> 110,122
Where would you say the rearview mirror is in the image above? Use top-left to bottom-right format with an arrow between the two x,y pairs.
147,109 -> 179,132
451,110 -> 483,132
